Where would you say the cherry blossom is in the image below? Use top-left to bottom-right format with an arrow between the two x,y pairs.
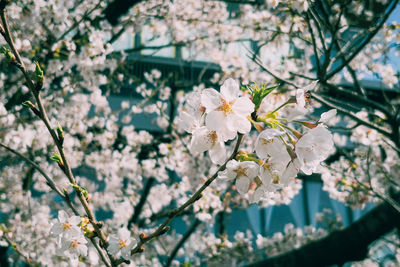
295,125 -> 335,175
107,228 -> 137,260
50,210 -> 81,239
201,78 -> 255,141
190,126 -> 227,164
218,159 -> 259,194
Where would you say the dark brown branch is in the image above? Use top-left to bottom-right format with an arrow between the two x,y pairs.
128,177 -> 155,228
326,0 -> 399,80
165,219 -> 201,267
311,92 -> 392,137
246,192 -> 400,267
138,209 -> 193,228
305,12 -> 321,78
0,142 -> 79,215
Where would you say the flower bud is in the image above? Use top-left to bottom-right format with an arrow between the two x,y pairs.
50,152 -> 64,168
0,46 -> 15,63
139,233 -> 146,241
22,101 -> 41,117
34,61 -> 44,91
56,122 -> 64,145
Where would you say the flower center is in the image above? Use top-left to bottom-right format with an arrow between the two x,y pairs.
63,222 -> 71,230
262,161 -> 272,170
216,98 -> 233,115
261,138 -> 274,145
271,173 -> 280,184
119,240 -> 127,248
71,240 -> 79,248
199,105 -> 206,114
235,167 -> 247,177
207,131 -> 218,145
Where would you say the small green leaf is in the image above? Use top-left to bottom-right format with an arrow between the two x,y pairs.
0,46 -> 14,62
50,152 -> 63,165
34,61 -> 44,82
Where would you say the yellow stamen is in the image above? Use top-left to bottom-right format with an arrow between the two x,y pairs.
216,98 -> 234,115
235,167 -> 246,176
119,240 -> 126,248
207,131 -> 218,145
261,138 -> 274,145
63,222 -> 71,230
71,240 -> 79,248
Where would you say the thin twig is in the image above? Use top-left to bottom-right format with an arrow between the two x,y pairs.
128,177 -> 156,228
165,219 -> 201,267
250,53 -> 299,89
311,92 -> 392,137
326,0 -> 399,80
0,142 -> 79,215
57,1 -> 102,41
305,12 -> 321,77
0,7 -> 114,266
1,231 -> 36,266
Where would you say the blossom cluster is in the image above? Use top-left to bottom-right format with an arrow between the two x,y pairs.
178,78 -> 335,203
50,211 -> 89,264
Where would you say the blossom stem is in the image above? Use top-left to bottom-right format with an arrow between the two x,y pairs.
270,98 -> 295,114
276,122 -> 303,139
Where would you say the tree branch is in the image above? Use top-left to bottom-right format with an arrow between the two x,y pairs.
128,177 -> 156,228
0,7 -> 114,266
325,0 -> 399,80
116,134 -> 244,264
0,142 -> 79,215
165,219 -> 201,267
246,192 -> 400,267
311,92 -> 392,137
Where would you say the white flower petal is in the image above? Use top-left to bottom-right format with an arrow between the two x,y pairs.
69,216 -> 81,226
281,162 -> 298,186
319,109 -> 337,123
249,187 -> 265,203
205,110 -> 226,131
107,244 -> 119,255
232,97 -> 254,116
117,228 -> 131,239
78,244 -> 88,256
295,125 -> 334,175
227,114 -> 251,134
58,210 -> 69,223
190,127 -> 213,154
241,161 -> 259,178
259,166 -> 273,185
220,78 -> 240,102
227,159 -> 239,170
236,176 -> 250,195
201,89 -> 222,112
295,89 -> 306,108
50,223 -> 63,236
177,111 -> 199,133
255,129 -> 285,159
217,127 -> 237,142
209,142 -> 226,165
